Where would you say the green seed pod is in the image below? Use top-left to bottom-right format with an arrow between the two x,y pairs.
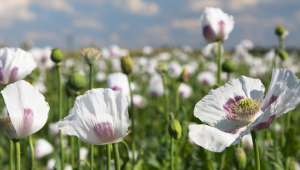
51,48 -> 64,63
168,118 -> 182,140
275,25 -> 288,38
222,59 -> 237,73
277,49 -> 289,61
156,63 -> 168,74
235,147 -> 247,169
66,72 -> 87,96
81,48 -> 101,65
179,67 -> 189,82
121,55 -> 134,75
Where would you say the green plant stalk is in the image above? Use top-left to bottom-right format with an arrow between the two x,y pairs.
127,76 -> 136,164
77,139 -> 81,170
56,64 -> 64,170
216,41 -> 223,85
9,139 -> 14,170
29,136 -> 34,170
71,137 -> 75,168
107,144 -> 111,170
88,63 -> 95,170
252,132 -> 260,170
113,144 -> 120,170
170,138 -> 175,170
15,140 -> 21,170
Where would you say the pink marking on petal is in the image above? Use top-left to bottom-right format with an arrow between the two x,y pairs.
223,95 -> 244,120
218,20 -> 225,39
203,25 -> 216,42
0,67 -> 4,83
93,122 -> 115,142
9,67 -> 18,83
262,95 -> 278,111
21,108 -> 34,135
111,86 -> 121,91
253,115 -> 275,130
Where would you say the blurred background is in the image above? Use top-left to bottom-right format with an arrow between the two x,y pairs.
1,0 -> 300,49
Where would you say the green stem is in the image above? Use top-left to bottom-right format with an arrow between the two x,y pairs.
56,64 -> 64,170
252,132 -> 260,170
77,139 -> 81,170
216,41 -> 223,85
15,140 -> 21,170
29,136 -> 34,170
127,76 -> 136,164
220,152 -> 226,170
71,137 -> 75,169
9,139 -> 14,170
170,138 -> 175,170
89,63 -> 94,89
113,144 -> 120,170
90,145 -> 94,170
107,144 -> 112,170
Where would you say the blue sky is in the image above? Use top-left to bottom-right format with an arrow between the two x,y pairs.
1,0 -> 300,49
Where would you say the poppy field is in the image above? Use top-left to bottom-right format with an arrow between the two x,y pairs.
0,6 -> 300,170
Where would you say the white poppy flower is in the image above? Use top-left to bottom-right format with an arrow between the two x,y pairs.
168,61 -> 182,78
29,47 -> 53,70
57,88 -> 130,145
35,138 -> 54,159
178,83 -> 192,99
201,7 -> 234,43
47,159 -> 56,170
80,147 -> 88,161
189,69 -> 300,152
0,80 -> 49,139
148,74 -> 164,97
107,72 -> 130,98
0,48 -> 37,85
132,94 -> 146,108
197,71 -> 216,86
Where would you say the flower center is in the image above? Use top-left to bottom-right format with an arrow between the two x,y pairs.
232,98 -> 260,123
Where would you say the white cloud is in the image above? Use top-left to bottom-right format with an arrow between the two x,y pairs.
171,18 -> 200,31
117,0 -> 159,16
34,0 -> 73,13
0,0 -> 35,27
187,0 -> 265,12
73,17 -> 103,30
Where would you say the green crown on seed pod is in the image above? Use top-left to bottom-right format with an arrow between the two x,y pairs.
121,55 -> 134,75
81,47 -> 101,65
168,118 -> 182,140
276,49 -> 289,61
222,59 -> 237,73
275,24 -> 288,38
235,147 -> 247,170
51,48 -> 64,63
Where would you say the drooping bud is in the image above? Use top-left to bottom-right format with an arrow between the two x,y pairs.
81,48 -> 101,65
121,55 -> 134,75
275,24 -> 288,39
276,49 -> 288,61
233,98 -> 260,123
235,147 -> 247,169
168,118 -> 182,140
222,59 -> 237,73
51,48 -> 64,63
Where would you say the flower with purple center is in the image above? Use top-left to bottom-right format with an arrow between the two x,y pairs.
189,69 -> 300,152
0,48 -> 37,85
57,88 -> 130,145
201,7 -> 234,43
107,72 -> 130,99
0,80 -> 49,139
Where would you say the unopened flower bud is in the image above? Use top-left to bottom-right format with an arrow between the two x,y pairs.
168,118 -> 182,140
286,157 -> 297,170
276,49 -> 288,61
51,48 -> 64,63
156,63 -> 168,74
179,67 -> 189,82
235,147 -> 247,169
81,48 -> 101,65
121,55 -> 134,75
275,25 -> 288,39
66,72 -> 87,96
222,59 -> 237,73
